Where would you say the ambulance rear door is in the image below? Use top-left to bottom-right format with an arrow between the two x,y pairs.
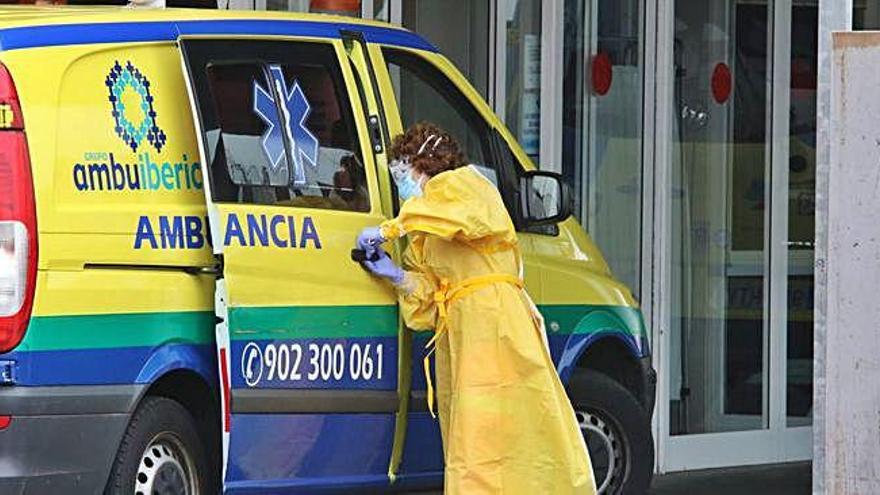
178,35 -> 400,490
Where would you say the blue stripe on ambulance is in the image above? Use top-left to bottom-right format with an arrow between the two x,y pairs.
2,344 -> 216,386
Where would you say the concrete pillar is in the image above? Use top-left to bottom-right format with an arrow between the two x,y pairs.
817,18 -> 880,495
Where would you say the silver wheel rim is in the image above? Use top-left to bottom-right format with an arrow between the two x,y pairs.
577,409 -> 625,494
134,432 -> 198,495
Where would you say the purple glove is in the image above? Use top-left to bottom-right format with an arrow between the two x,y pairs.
356,226 -> 385,258
363,248 -> 405,286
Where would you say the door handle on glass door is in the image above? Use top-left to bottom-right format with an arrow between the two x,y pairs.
785,241 -> 815,249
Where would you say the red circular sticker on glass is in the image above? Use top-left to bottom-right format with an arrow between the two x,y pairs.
711,63 -> 732,104
591,52 -> 613,96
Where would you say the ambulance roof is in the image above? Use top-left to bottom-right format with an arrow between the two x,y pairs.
0,6 -> 436,52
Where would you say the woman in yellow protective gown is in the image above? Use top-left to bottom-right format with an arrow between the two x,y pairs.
355,122 -> 595,494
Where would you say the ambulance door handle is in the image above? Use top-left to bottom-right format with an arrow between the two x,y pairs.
785,241 -> 815,249
184,265 -> 221,276
184,257 -> 223,277
368,115 -> 384,154
187,265 -> 221,275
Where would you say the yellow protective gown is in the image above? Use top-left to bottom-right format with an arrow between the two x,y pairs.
380,166 -> 596,495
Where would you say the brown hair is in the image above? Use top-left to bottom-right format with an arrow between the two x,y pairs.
389,122 -> 466,177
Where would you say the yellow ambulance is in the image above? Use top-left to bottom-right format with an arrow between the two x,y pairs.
0,7 -> 654,494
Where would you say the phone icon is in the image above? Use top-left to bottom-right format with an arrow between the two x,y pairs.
241,343 -> 263,387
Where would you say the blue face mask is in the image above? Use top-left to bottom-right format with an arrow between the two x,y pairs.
390,159 -> 423,201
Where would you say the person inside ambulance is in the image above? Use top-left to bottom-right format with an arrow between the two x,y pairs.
329,119 -> 369,211
355,122 -> 596,495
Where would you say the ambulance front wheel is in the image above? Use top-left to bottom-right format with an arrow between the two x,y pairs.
569,369 -> 654,495
105,396 -> 211,495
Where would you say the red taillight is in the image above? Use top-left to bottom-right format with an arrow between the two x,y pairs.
0,62 -> 36,354
0,415 -> 11,430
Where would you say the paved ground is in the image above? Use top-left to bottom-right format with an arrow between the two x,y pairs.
406,462 -> 812,494
649,462 -> 811,494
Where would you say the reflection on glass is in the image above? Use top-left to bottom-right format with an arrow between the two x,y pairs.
401,0 -> 490,98
787,3 -> 817,426
669,0 -> 769,435
524,175 -> 561,221
503,0 -> 542,160
373,0 -> 388,21
562,0 -> 643,294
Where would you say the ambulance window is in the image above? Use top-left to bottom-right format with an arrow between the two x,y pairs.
383,48 -> 557,236
382,48 -> 499,185
184,39 -> 370,212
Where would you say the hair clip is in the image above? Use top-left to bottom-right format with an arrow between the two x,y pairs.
417,134 -> 443,155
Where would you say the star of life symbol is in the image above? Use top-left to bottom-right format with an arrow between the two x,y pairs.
253,65 -> 319,186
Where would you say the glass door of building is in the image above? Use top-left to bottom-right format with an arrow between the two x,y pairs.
669,0 -> 769,438
658,0 -> 814,471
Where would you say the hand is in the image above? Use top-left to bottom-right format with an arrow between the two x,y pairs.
363,249 -> 405,286
356,226 -> 385,258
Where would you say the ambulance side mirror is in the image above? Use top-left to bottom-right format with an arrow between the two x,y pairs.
519,171 -> 573,227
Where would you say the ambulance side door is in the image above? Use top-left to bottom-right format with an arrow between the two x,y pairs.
179,36 -> 399,489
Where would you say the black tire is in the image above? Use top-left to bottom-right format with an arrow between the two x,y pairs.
568,369 -> 654,495
105,396 -> 211,495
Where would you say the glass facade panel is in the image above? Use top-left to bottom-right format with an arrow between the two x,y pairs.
787,2 -> 817,426
264,0 -> 309,11
854,0 -> 880,28
562,0 -> 644,294
502,0 -> 542,160
402,0 -> 490,98
669,0 -> 770,435
373,0 -> 388,21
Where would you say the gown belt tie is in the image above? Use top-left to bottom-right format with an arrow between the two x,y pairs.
423,273 -> 524,418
